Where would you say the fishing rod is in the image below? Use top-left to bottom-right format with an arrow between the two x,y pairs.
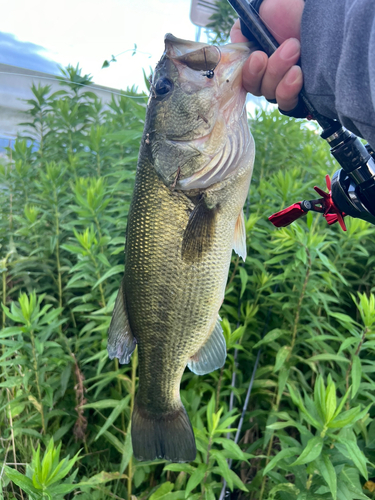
228,0 -> 375,231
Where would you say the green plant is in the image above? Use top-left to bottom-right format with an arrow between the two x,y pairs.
1,64 -> 375,500
4,438 -> 81,499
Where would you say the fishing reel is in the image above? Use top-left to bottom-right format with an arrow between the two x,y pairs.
269,126 -> 375,231
227,0 -> 375,231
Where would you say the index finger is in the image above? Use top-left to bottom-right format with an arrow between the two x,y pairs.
230,19 -> 249,43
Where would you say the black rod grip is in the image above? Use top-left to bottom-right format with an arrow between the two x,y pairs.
228,0 -> 279,55
227,0 -> 336,129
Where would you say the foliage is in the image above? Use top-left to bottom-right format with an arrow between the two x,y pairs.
206,0 -> 238,44
1,65 -> 375,500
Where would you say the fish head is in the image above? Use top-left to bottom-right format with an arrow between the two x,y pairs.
145,34 -> 255,190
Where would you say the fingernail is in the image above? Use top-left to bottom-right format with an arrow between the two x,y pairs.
249,52 -> 266,76
279,38 -> 300,61
285,66 -> 302,86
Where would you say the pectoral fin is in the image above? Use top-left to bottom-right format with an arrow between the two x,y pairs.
181,197 -> 217,262
233,210 -> 247,261
188,317 -> 227,375
107,278 -> 136,364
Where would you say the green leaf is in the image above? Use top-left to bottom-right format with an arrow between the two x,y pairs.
226,468 -> 248,492
4,467 -> 43,499
150,482 -> 174,500
185,464 -> 207,497
239,267 -> 248,298
95,396 -> 130,440
314,375 -> 326,422
164,464 -> 196,475
253,328 -> 285,348
317,454 -> 337,500
332,387 -> 352,420
325,377 -> 337,423
263,447 -> 300,475
83,399 -> 121,409
211,451 -> 233,490
342,440 -> 368,480
79,471 -> 127,486
328,406 -> 363,428
102,430 -> 125,454
351,355 -> 362,398
308,354 -> 350,363
266,421 -> 297,430
47,483 -> 79,495
93,264 -> 124,289
290,437 -> 323,466
214,438 -> 250,461
340,467 -> 370,500
268,483 -> 300,498
329,312 -> 356,324
274,345 -> 290,373
120,425 -> 133,474
45,450 -> 81,486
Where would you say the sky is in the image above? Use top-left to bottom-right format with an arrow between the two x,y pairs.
0,0 -> 202,93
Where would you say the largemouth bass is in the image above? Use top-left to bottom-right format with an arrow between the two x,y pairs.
107,34 -> 255,462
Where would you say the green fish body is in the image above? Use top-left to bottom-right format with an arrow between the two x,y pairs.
108,34 -> 255,462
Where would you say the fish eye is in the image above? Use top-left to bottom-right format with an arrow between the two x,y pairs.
154,77 -> 173,95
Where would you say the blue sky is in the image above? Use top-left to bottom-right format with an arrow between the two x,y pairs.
0,32 -> 59,74
0,0 -> 200,92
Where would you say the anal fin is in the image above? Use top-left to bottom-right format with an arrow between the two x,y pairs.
107,277 -> 136,364
188,317 -> 227,375
233,210 -> 247,261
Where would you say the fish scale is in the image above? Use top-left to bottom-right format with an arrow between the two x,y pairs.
107,33 -> 255,462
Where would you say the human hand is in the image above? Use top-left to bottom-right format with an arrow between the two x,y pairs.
230,0 -> 305,111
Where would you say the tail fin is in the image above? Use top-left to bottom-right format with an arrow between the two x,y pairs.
132,400 -> 196,462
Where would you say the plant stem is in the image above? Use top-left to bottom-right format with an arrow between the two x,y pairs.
127,348 -> 137,499
54,189 -> 63,311
259,421 -> 276,500
97,152 -> 101,177
345,327 -> 368,408
3,403 -> 24,500
115,359 -> 126,434
306,473 -> 313,489
89,250 -> 107,308
2,263 -> 6,330
289,248 -> 311,357
215,366 -> 224,414
29,329 -> 46,433
200,435 -> 213,499
226,256 -> 240,291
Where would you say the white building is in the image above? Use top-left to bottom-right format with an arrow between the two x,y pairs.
0,63 -> 121,152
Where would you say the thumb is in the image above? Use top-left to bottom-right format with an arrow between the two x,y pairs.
259,0 -> 304,44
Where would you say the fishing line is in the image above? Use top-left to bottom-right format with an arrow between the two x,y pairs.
0,71 -> 148,99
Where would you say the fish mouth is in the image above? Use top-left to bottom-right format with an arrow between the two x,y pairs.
164,33 -> 217,59
164,33 -> 252,83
